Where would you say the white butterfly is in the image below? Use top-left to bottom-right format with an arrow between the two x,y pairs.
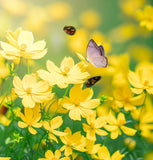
86,39 -> 108,67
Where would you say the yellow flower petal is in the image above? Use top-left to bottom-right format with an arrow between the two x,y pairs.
128,71 -> 143,88
22,95 -> 35,108
121,126 -> 137,136
95,129 -> 108,136
45,150 -> 54,158
28,126 -> 37,135
18,121 -> 28,128
111,130 -> 119,139
18,31 -> 34,47
69,108 -> 81,121
51,116 -> 63,129
98,146 -> 110,160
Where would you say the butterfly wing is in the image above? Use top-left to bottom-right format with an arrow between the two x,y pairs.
87,39 -> 108,67
98,45 -> 105,56
91,56 -> 108,67
85,76 -> 101,87
86,39 -> 101,63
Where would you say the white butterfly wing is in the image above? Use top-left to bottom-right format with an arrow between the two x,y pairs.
86,39 -> 101,62
92,56 -> 108,67
86,39 -> 108,67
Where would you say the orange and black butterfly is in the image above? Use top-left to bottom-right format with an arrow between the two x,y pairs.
85,76 -> 101,87
63,26 -> 76,35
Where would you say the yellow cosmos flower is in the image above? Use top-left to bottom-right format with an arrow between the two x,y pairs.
61,84 -> 100,121
137,5 -> 153,31
80,10 -> 100,29
0,28 -> 47,60
105,111 -> 137,139
18,107 -> 42,135
92,145 -> 125,160
42,116 -> 67,143
38,150 -> 70,160
112,85 -> 145,111
131,96 -> 153,142
37,57 -> 89,88
83,112 -> 108,141
13,74 -> 54,108
128,65 -> 153,94
60,127 -> 86,156
119,0 -> 145,17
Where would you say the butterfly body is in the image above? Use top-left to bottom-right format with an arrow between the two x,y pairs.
63,26 -> 76,35
85,76 -> 101,87
86,39 -> 108,67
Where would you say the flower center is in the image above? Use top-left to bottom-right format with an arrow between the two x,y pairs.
144,80 -> 149,88
52,157 -> 58,160
119,120 -> 126,126
20,43 -> 27,51
25,87 -> 32,94
90,123 -> 95,129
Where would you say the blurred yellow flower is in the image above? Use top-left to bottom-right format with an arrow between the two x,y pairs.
137,5 -> 153,31
37,57 -> 89,88
105,111 -> 137,139
0,29 -> 47,60
61,84 -> 100,121
131,96 -> 153,142
119,0 -> 145,17
13,74 -> 54,108
60,127 -> 86,156
42,116 -> 67,143
128,65 -> 153,94
47,2 -> 72,21
124,137 -> 136,150
127,44 -> 152,63
68,28 -> 88,55
0,0 -> 28,16
92,145 -> 125,160
144,151 -> 153,160
18,107 -> 42,135
109,24 -> 140,43
23,7 -> 49,33
112,85 -> 145,111
0,115 -> 11,126
83,112 -> 108,141
38,149 -> 70,160
80,10 -> 100,29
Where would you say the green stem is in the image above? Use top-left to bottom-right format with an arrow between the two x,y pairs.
0,77 -> 13,106
85,152 -> 90,160
103,134 -> 110,145
51,86 -> 69,118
